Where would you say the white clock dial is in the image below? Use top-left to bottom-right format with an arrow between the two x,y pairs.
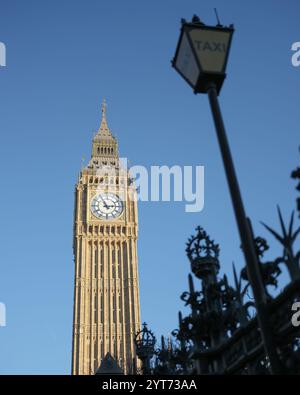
91,193 -> 124,220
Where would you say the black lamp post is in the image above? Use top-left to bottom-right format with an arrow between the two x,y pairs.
172,15 -> 282,374
172,15 -> 233,94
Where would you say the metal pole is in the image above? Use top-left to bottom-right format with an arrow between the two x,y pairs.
206,83 -> 282,374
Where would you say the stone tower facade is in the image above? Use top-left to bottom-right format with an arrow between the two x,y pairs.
72,101 -> 141,375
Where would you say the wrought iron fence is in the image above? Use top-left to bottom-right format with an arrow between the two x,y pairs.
135,155 -> 300,375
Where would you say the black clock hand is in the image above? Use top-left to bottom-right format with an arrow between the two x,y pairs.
100,195 -> 109,209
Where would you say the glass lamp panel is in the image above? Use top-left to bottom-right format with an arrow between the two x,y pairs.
175,32 -> 200,87
189,28 -> 231,73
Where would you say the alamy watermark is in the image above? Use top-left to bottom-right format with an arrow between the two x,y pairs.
291,42 -> 300,67
90,158 -> 204,213
131,164 -> 204,213
0,42 -> 6,67
0,302 -> 6,327
291,302 -> 300,327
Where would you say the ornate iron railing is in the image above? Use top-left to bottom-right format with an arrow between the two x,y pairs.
135,156 -> 300,375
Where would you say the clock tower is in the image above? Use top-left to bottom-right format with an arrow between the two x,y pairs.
71,100 -> 141,375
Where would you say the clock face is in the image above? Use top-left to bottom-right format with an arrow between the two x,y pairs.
91,193 -> 124,220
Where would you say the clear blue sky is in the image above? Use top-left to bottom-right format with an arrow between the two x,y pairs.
0,0 -> 299,374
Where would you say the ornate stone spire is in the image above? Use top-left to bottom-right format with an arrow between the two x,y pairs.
89,99 -> 119,166
95,99 -> 114,140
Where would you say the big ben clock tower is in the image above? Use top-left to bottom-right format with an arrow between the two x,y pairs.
71,100 -> 141,375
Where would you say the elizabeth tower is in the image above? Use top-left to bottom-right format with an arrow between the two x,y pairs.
72,101 -> 141,375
